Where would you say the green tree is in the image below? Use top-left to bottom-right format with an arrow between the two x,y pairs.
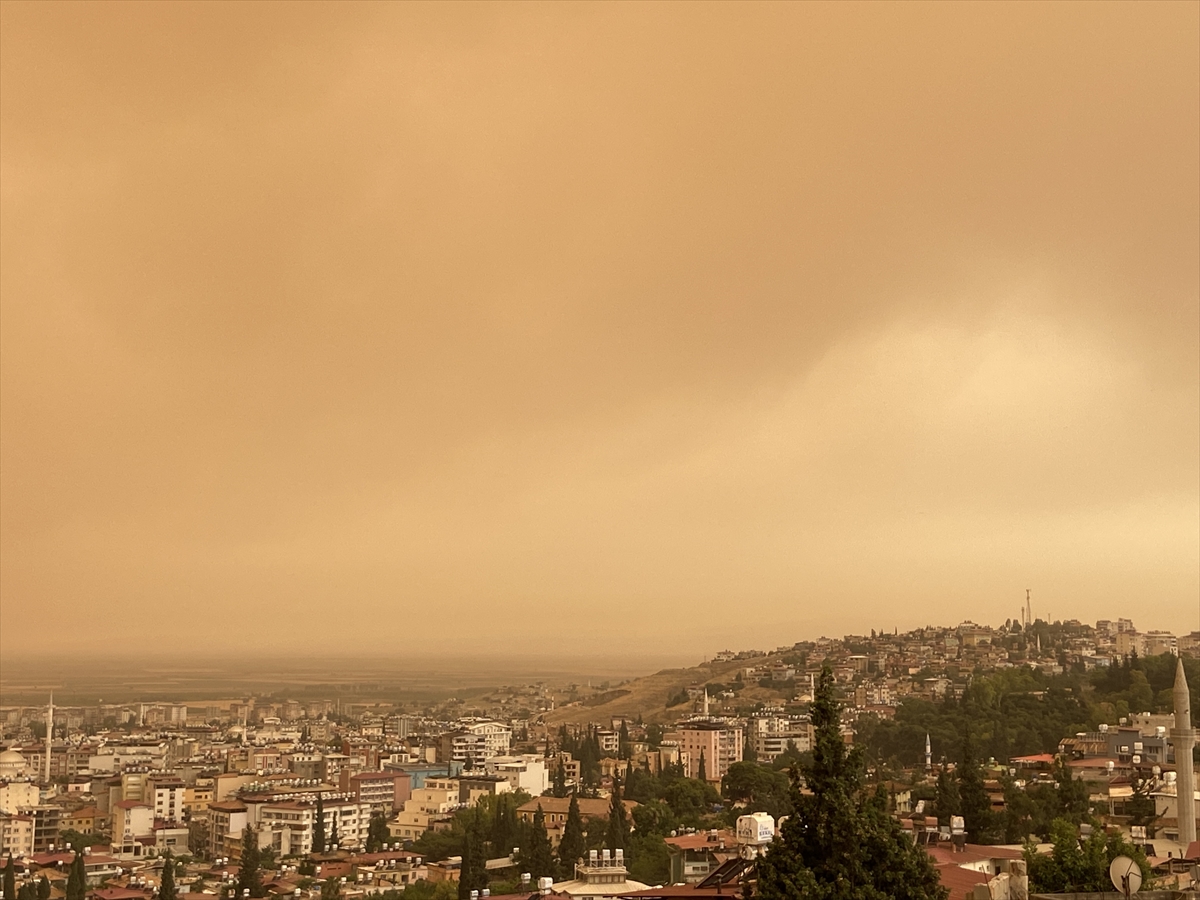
235,826 -> 264,899
319,878 -> 341,900
697,749 -> 706,783
457,810 -> 488,900
486,792 -> 522,858
66,851 -> 87,900
329,813 -> 340,849
605,777 -> 629,851
16,885 -> 34,900
999,771 -> 1036,844
957,728 -> 995,843
755,666 -> 948,900
933,767 -> 960,822
520,805 -> 556,881
551,760 -> 568,799
721,762 -> 792,821
557,793 -> 586,877
159,853 -> 177,900
1126,772 -> 1161,838
1025,818 -> 1150,893
618,721 -> 632,760
4,854 -> 16,900
36,879 -> 50,900
1054,759 -> 1090,824
627,833 -> 670,885
366,810 -> 390,853
662,777 -> 720,827
312,794 -> 326,854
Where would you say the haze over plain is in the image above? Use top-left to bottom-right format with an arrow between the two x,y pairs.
1,2 -> 1197,661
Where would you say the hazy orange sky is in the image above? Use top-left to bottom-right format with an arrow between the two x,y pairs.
2,2 -> 1197,661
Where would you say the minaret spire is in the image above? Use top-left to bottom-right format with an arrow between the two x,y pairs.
44,692 -> 54,783
925,733 -> 932,772
1172,657 -> 1196,847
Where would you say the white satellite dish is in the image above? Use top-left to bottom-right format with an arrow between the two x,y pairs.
1109,855 -> 1142,897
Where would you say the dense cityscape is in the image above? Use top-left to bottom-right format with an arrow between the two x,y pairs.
2,616 -> 1199,899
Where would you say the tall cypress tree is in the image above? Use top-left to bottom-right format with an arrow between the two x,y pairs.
328,814 -> 339,850
551,760 -> 568,799
159,853 -> 177,900
557,793 -> 585,878
36,878 -> 50,900
520,805 -> 556,881
934,766 -> 961,822
755,665 -> 948,900
697,749 -> 707,783
605,777 -> 628,851
366,811 -> 389,853
957,728 -> 994,844
65,851 -> 86,900
235,826 -> 264,899
312,794 -> 326,854
3,854 -> 16,900
457,810 -> 488,900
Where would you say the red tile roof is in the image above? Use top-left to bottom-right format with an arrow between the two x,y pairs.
934,863 -> 989,900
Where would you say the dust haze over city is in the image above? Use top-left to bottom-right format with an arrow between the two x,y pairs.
2,2 -> 1198,679
3,6 -> 1200,900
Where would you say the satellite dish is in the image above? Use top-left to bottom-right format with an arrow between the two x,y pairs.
1109,856 -> 1142,897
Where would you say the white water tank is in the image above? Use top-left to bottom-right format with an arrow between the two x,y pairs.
736,813 -> 776,845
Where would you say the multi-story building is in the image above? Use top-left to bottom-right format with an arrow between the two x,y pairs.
207,800 -> 249,859
747,715 -> 811,762
1143,631 -> 1178,657
484,755 -> 548,796
596,730 -> 620,755
678,722 -> 743,783
460,720 -> 512,758
25,806 -> 62,853
440,732 -> 489,770
0,812 -> 34,857
341,771 -> 405,811
389,778 -> 461,842
146,775 -> 186,825
111,801 -> 153,853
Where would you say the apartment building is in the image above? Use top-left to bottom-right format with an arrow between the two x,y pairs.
207,800 -> 249,859
677,722 -> 743,783
0,812 -> 34,857
111,801 -> 153,853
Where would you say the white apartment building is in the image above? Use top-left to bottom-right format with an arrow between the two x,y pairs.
461,720 -> 512,757
484,755 -> 549,796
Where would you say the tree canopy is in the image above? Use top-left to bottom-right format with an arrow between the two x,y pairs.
756,665 -> 948,900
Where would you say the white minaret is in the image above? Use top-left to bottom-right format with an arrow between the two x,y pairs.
44,692 -> 54,782
702,687 -> 709,717
1172,657 -> 1196,847
925,734 -> 932,772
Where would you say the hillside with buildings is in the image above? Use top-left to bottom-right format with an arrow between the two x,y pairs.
2,616 -> 1200,899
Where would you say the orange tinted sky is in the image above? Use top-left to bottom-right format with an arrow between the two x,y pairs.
1,2 -> 1197,659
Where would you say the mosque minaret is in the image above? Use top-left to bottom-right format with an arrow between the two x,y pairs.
1172,657 -> 1196,847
